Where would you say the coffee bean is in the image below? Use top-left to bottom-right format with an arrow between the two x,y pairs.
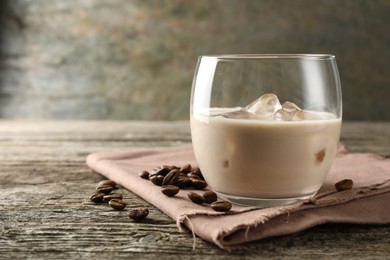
163,165 -> 180,170
139,170 -> 150,179
203,191 -> 218,203
176,177 -> 192,188
180,164 -> 192,174
96,185 -> 114,194
211,201 -> 232,212
191,167 -> 202,175
129,208 -> 149,221
335,179 -> 353,191
90,193 -> 105,203
150,175 -> 164,186
150,167 -> 171,178
102,193 -> 123,203
162,169 -> 180,186
192,167 -> 200,173
108,199 -> 127,210
187,173 -> 200,180
190,168 -> 205,181
191,179 -> 208,190
161,185 -> 180,197
97,180 -> 116,188
188,192 -> 205,204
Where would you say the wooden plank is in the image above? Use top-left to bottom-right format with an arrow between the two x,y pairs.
0,121 -> 389,258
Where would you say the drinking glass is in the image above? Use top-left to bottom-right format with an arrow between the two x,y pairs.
190,54 -> 342,206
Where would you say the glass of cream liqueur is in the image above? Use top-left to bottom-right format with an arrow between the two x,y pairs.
190,54 -> 342,206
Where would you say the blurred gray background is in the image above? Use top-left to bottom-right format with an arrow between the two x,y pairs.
0,0 -> 389,121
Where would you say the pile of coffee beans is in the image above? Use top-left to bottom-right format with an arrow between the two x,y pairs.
139,164 -> 232,212
90,179 -> 149,221
141,163 -> 208,190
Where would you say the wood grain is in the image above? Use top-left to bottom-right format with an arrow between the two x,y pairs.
0,120 -> 389,258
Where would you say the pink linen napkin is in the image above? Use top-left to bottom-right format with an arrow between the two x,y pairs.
86,145 -> 390,250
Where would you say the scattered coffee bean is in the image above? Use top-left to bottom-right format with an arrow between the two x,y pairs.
108,199 -> 127,210
191,168 -> 204,180
180,164 -> 192,174
163,165 -> 180,170
102,193 -> 123,203
90,193 -> 105,203
97,180 -> 116,188
187,173 -> 200,180
211,201 -> 232,212
176,177 -> 192,188
129,208 -> 149,221
335,179 -> 353,191
150,175 -> 164,186
188,192 -> 205,204
162,169 -> 180,186
192,167 -> 200,174
96,185 -> 114,194
161,185 -> 180,197
139,170 -> 150,180
150,167 -> 171,178
191,179 -> 208,190
203,191 -> 218,204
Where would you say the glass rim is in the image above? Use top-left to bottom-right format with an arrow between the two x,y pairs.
199,54 -> 335,60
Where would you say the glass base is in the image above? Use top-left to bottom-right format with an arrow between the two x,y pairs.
216,192 -> 316,207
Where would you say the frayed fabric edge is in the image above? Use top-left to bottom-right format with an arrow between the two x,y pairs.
176,209 -> 281,251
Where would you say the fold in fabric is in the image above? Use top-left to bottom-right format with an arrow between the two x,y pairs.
86,145 -> 390,250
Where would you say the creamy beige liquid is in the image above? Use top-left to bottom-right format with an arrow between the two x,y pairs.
191,109 -> 341,198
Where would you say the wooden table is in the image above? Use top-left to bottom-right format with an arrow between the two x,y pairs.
1,121 -> 389,259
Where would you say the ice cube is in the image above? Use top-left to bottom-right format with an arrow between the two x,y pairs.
243,93 -> 282,118
218,109 -> 263,119
280,101 -> 301,113
292,110 -> 323,121
214,93 -> 324,121
274,101 -> 301,121
274,109 -> 293,121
